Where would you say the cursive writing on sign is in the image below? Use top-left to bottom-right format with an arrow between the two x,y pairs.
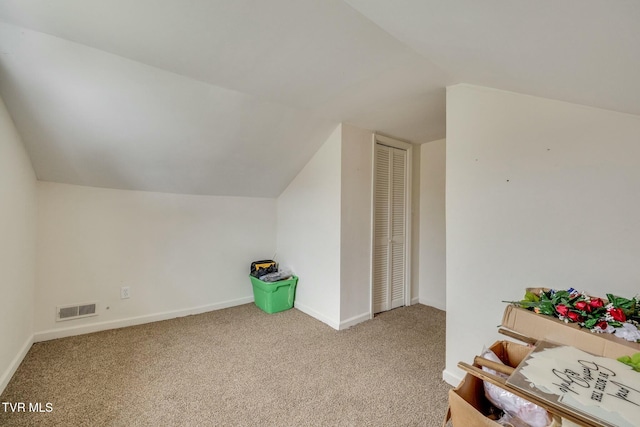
511,343 -> 640,427
550,359 -> 640,407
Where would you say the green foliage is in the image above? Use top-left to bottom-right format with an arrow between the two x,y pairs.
618,352 -> 640,372
607,293 -> 636,315
584,318 -> 598,329
523,291 -> 540,303
536,300 -> 556,316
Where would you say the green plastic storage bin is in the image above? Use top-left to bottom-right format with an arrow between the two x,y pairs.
250,275 -> 298,314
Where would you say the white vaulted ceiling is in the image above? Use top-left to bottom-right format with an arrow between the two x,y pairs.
0,1 -> 638,196
346,0 -> 640,116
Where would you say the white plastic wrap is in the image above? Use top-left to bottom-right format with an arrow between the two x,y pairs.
481,348 -> 552,427
260,269 -> 293,282
614,322 -> 640,341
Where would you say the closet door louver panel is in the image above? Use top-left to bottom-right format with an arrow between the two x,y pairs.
373,144 -> 391,313
390,149 -> 406,309
373,143 -> 406,314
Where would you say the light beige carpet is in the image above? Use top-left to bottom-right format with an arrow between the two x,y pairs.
0,303 -> 451,426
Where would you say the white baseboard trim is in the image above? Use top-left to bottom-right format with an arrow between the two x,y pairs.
419,297 -> 446,311
294,301 -> 340,330
339,312 -> 370,330
34,296 -> 254,342
1,334 -> 34,395
410,296 -> 420,305
443,368 -> 463,387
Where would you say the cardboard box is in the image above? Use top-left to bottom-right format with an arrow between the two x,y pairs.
502,305 -> 640,359
448,304 -> 640,426
448,374 -> 498,426
448,341 -> 533,427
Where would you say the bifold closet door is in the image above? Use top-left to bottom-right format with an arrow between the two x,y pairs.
373,143 -> 407,314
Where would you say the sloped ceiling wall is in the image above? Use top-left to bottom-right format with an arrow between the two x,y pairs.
0,0 -> 448,197
1,0 -> 639,196
0,23 -> 341,197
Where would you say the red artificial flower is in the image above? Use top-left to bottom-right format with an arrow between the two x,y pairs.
596,321 -> 609,330
575,301 -> 591,313
556,304 -> 569,317
589,298 -> 605,309
608,307 -> 626,322
567,311 -> 583,322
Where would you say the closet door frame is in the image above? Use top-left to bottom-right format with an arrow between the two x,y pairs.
370,133 -> 413,318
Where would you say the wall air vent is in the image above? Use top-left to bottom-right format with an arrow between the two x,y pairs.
56,303 -> 98,321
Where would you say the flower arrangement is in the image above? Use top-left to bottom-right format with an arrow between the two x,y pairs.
507,288 -> 640,342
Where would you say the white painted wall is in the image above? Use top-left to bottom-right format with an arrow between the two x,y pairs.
340,124 -> 373,327
35,182 -> 276,339
0,96 -> 37,393
277,125 -> 342,329
419,139 -> 446,310
445,84 -> 640,385
278,123 -> 421,330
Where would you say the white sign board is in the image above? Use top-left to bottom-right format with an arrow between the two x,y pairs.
507,341 -> 640,427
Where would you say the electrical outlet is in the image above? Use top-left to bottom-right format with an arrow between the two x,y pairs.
120,286 -> 130,299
